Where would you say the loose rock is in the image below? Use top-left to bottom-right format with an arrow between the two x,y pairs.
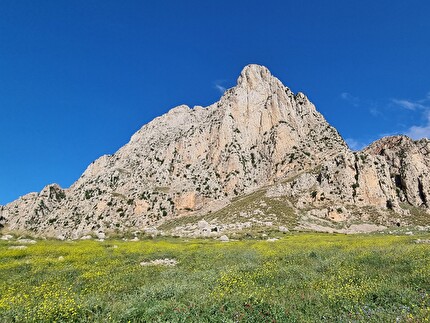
219,235 -> 229,242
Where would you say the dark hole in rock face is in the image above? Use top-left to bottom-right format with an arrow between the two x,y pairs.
396,222 -> 401,227
0,218 -> 4,228
394,175 -> 403,189
418,178 -> 428,207
386,200 -> 393,209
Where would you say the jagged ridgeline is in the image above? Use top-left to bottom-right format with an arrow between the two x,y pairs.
1,65 -> 429,238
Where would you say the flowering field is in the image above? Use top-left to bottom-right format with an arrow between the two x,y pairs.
0,233 -> 429,322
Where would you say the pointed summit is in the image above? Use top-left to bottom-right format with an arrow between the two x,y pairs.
6,65 -> 430,238
238,64 -> 271,82
236,64 -> 280,90
2,64 -> 350,237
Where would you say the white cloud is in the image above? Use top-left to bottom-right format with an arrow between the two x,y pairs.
406,111 -> 430,140
215,84 -> 226,93
391,93 -> 430,139
340,92 -> 349,99
406,125 -> 430,139
340,92 -> 360,107
369,107 -> 382,117
379,131 -> 400,138
345,138 -> 367,151
391,99 -> 427,111
213,80 -> 227,94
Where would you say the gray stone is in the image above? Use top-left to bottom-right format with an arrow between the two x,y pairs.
279,226 -> 289,233
219,235 -> 229,242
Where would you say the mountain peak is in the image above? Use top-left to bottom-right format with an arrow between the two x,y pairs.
2,65 -> 430,238
239,64 -> 271,78
237,64 -> 276,88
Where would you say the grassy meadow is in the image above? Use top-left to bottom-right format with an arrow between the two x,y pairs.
0,233 -> 429,322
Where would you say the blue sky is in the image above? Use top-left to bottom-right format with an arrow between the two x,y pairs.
1,0 -> 430,205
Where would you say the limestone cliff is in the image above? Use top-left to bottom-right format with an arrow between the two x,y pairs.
1,65 -> 429,238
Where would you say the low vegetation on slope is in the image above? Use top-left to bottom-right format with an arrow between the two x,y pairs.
159,189 -> 298,235
0,234 -> 429,322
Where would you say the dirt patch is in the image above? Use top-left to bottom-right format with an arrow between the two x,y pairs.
140,258 -> 178,267
296,222 -> 386,234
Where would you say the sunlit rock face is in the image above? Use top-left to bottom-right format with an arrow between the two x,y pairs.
1,65 -> 429,238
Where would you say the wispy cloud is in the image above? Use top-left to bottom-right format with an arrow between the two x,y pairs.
369,107 -> 382,117
391,99 -> 428,111
391,92 -> 430,111
215,84 -> 226,93
406,111 -> 430,140
390,92 -> 430,139
340,92 -> 360,107
345,138 -> 367,151
378,130 -> 401,138
340,91 -> 430,142
339,92 -> 383,117
213,80 -> 227,94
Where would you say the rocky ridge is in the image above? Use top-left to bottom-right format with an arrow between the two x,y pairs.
1,65 -> 429,238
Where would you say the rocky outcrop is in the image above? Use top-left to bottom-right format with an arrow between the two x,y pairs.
364,135 -> 430,208
1,65 -> 429,238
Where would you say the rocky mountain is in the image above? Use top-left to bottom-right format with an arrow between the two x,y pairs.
1,65 -> 429,238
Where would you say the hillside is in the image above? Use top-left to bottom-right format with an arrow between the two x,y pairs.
1,65 -> 429,238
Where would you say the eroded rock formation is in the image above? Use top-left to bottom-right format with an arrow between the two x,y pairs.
1,65 -> 429,238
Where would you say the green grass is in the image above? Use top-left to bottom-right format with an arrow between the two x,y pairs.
0,233 -> 429,322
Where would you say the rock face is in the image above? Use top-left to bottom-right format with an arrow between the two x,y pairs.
364,136 -> 430,208
0,65 -> 429,238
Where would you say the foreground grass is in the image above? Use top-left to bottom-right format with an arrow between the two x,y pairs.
0,233 -> 429,322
